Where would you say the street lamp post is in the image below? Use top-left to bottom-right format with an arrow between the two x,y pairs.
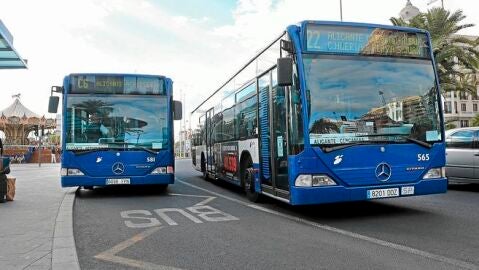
428,0 -> 444,9
339,0 -> 343,21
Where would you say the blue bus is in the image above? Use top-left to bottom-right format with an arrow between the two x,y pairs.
190,21 -> 447,205
48,73 -> 182,190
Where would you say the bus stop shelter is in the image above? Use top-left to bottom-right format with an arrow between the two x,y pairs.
0,20 -> 27,69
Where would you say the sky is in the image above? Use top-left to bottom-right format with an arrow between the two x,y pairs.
0,0 -> 478,138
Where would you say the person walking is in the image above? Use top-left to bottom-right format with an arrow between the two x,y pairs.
50,146 -> 56,163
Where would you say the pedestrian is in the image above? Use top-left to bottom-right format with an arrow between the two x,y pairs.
51,146 -> 56,163
0,138 -> 11,203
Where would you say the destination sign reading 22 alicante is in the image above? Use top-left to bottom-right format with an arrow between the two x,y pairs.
305,24 -> 429,58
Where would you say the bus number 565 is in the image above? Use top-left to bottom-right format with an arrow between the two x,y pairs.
417,154 -> 429,161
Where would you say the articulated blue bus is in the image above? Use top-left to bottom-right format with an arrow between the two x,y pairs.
49,73 -> 182,190
191,21 -> 447,205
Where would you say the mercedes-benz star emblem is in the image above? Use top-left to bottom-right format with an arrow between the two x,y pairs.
375,162 -> 391,182
112,162 -> 125,175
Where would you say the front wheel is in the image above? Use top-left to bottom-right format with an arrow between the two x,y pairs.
244,167 -> 261,203
156,184 -> 168,193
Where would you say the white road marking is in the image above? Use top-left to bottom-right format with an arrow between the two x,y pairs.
177,178 -> 478,270
120,193 -> 236,228
168,193 -> 216,206
154,208 -> 203,225
98,191 -> 236,268
194,196 -> 216,206
94,226 -> 183,270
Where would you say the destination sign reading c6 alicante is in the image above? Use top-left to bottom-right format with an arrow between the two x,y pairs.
306,24 -> 429,58
70,74 -> 165,95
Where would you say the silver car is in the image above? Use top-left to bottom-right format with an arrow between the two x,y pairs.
445,127 -> 479,183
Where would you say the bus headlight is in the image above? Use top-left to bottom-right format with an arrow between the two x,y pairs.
295,175 -> 312,187
151,167 -> 167,174
312,175 -> 336,186
295,174 -> 336,187
61,168 -> 84,176
423,167 -> 445,179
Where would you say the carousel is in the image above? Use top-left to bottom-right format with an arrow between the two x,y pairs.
0,96 -> 56,145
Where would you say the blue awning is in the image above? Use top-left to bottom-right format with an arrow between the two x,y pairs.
0,20 -> 27,69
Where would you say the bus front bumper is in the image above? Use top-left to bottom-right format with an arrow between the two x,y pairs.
61,174 -> 174,188
289,178 -> 447,205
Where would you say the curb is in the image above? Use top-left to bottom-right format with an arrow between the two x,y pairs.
52,187 -> 81,270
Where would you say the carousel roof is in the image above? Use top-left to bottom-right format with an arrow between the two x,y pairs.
0,98 -> 40,118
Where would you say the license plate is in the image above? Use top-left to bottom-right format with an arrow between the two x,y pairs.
106,178 -> 131,185
401,186 -> 415,195
367,188 -> 399,199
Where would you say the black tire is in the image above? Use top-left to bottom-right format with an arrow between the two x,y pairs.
83,186 -> 94,190
156,184 -> 168,193
201,155 -> 209,180
243,160 -> 261,203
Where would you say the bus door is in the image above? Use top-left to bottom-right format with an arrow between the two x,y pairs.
206,108 -> 214,173
271,69 -> 289,196
258,69 -> 289,199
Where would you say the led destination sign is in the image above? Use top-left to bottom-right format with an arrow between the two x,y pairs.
70,75 -> 165,95
306,24 -> 429,58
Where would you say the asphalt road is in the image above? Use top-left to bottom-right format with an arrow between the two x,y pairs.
73,159 -> 479,270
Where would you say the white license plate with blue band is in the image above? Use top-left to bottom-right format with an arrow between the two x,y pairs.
367,188 -> 399,199
401,186 -> 415,195
106,178 -> 130,185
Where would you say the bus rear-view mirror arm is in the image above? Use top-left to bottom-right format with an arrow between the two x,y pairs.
277,57 -> 293,87
48,86 -> 63,114
173,100 -> 182,120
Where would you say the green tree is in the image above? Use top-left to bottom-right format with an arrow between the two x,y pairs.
391,8 -> 479,94
444,122 -> 456,130
472,114 -> 479,127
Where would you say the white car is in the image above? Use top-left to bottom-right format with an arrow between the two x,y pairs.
445,127 -> 479,183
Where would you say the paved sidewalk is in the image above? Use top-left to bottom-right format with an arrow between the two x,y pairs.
0,164 -> 79,270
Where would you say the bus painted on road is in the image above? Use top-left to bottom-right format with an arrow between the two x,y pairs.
49,73 -> 182,189
190,21 -> 447,205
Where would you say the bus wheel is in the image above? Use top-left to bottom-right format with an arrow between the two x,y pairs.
83,186 -> 94,190
201,156 -> 208,180
244,165 -> 261,203
156,184 -> 168,193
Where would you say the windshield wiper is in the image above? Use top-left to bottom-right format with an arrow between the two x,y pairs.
130,146 -> 158,155
321,142 -> 377,153
356,133 -> 432,149
73,148 -> 114,156
321,133 -> 433,153
108,142 -> 159,154
403,136 -> 432,149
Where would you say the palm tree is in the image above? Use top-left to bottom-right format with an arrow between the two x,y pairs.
391,8 -> 479,94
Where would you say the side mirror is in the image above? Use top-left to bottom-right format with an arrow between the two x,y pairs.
51,86 -> 63,93
277,58 -> 293,86
48,96 -> 60,113
173,100 -> 182,120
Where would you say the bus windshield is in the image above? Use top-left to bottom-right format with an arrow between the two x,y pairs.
65,95 -> 169,151
303,55 -> 442,146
